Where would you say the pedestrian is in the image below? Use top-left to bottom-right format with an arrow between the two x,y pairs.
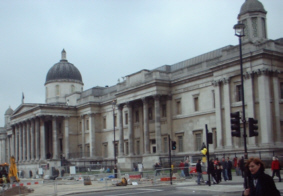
196,159 -> 202,185
215,158 -> 222,183
227,157 -> 232,180
179,160 -> 185,178
242,157 -> 280,196
155,162 -> 161,176
221,157 -> 228,181
208,159 -> 217,184
233,157 -> 240,176
239,156 -> 245,178
29,170 -> 33,178
138,163 -> 144,178
61,169 -> 65,177
184,160 -> 190,178
271,156 -> 282,182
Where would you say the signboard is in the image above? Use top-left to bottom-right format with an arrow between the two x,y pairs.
70,166 -> 76,174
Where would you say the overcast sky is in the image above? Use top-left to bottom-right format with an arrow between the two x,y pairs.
1,0 -> 283,126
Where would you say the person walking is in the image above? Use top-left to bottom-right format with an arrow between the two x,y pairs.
239,156 -> 245,178
208,159 -> 217,184
138,163 -> 144,178
242,157 -> 280,196
271,156 -> 282,182
196,159 -> 202,185
215,158 -> 222,183
184,160 -> 190,178
179,160 -> 185,178
227,157 -> 233,180
221,157 -> 228,181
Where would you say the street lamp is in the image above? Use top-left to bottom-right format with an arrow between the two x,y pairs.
234,22 -> 248,188
112,100 -> 118,178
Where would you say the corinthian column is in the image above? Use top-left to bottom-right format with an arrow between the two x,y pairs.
118,105 -> 124,156
52,116 -> 58,159
64,117 -> 70,159
90,114 -> 96,158
142,98 -> 150,154
127,102 -> 134,156
154,95 -> 161,154
26,121 -> 31,161
31,119 -> 35,161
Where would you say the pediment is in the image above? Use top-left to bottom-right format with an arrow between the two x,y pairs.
12,104 -> 38,116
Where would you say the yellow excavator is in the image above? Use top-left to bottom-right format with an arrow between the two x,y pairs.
0,156 -> 20,185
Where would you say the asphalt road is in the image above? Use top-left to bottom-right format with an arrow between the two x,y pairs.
70,186 -> 241,196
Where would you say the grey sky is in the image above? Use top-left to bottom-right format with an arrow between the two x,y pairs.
1,0 -> 282,126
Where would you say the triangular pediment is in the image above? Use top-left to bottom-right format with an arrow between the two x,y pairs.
12,103 -> 39,116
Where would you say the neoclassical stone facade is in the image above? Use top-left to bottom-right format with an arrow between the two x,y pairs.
1,0 -> 283,174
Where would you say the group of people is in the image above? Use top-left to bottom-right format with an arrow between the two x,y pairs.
178,160 -> 190,178
207,157 -> 233,184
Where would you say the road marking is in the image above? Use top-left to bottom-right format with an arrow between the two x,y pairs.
105,189 -> 163,196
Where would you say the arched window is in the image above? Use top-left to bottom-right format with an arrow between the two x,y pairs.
56,85 -> 60,96
71,85 -> 75,93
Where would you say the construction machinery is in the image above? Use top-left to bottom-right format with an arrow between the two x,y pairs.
0,156 -> 20,185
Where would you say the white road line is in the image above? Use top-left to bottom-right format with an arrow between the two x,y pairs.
105,189 -> 163,196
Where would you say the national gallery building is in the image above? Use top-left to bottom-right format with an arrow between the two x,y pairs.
1,0 -> 283,174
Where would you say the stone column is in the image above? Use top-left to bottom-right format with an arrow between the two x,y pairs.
142,98 -> 150,154
213,81 -> 223,149
35,118 -> 40,160
81,116 -> 85,157
23,123 -> 27,161
2,139 -> 6,163
15,126 -> 18,162
40,117 -> 46,160
245,73 -> 256,147
223,79 -> 232,148
27,121 -> 31,161
52,116 -> 58,159
31,119 -> 35,160
154,95 -> 161,154
11,127 -> 15,158
273,74 -> 281,145
8,137 -> 11,162
64,117 -> 69,159
90,114 -> 96,158
127,102 -> 134,155
257,71 -> 272,145
118,105 -> 124,156
166,95 -> 173,138
19,124 -> 22,162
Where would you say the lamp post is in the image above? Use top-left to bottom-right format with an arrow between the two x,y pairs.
112,100 -> 118,178
233,22 -> 247,159
234,22 -> 248,188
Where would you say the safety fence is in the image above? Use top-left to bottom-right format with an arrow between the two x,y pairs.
0,168 -> 201,196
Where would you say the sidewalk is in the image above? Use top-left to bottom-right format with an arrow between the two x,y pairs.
7,173 -> 283,196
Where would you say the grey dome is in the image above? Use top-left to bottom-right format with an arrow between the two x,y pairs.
239,0 -> 266,16
5,107 -> 13,115
45,50 -> 83,84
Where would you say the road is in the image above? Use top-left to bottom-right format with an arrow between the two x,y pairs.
70,186 -> 242,196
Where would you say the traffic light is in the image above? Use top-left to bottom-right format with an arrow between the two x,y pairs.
231,112 -> 241,137
200,142 -> 207,155
171,141 -> 177,150
248,118 -> 258,137
207,132 -> 213,144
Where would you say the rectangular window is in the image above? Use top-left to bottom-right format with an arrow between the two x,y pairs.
114,142 -> 118,157
135,111 -> 139,123
178,135 -> 183,152
162,104 -> 166,117
86,119 -> 89,130
148,107 -> 153,120
103,117 -> 106,129
195,133 -> 202,151
114,115 -> 117,127
163,137 -> 168,153
125,113 -> 128,125
125,141 -> 129,155
194,97 -> 199,111
212,90 -> 215,108
236,85 -> 242,102
280,82 -> 283,99
176,100 -> 181,114
103,144 -> 108,157
136,140 -> 140,155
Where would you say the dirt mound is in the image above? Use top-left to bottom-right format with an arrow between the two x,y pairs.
2,186 -> 34,196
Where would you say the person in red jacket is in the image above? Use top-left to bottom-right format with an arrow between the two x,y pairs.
179,160 -> 185,178
271,156 -> 281,182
